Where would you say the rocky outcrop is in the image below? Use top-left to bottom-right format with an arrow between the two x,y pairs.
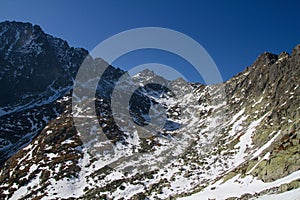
0,21 -> 299,199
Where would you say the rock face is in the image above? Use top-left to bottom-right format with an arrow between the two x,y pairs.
0,21 -> 89,166
0,21 -> 87,106
0,21 -> 299,199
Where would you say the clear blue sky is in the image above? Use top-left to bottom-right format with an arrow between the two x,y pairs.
1,0 -> 300,83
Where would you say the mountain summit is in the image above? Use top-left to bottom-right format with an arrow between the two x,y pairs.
0,22 -> 299,200
0,21 -> 88,165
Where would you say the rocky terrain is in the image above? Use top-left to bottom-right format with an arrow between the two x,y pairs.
0,21 -> 299,199
0,21 -> 88,166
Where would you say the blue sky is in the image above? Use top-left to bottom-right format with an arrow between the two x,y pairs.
1,0 -> 300,83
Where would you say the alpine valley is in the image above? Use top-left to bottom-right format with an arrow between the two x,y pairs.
0,21 -> 299,200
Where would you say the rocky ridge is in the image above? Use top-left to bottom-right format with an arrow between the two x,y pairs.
0,21 -> 299,199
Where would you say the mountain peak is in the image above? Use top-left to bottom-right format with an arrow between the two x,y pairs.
0,20 -> 33,27
292,43 -> 300,57
278,51 -> 289,59
0,22 -> 300,200
0,20 -> 44,36
253,51 -> 278,67
133,68 -> 156,78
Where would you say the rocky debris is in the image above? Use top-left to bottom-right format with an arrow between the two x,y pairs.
0,21 -> 299,199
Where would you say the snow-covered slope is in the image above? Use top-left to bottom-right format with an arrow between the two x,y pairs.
0,21 -> 299,200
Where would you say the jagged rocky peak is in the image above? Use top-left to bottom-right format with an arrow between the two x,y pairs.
0,20 -> 72,54
0,21 -> 89,167
0,21 -> 43,41
278,51 -> 290,60
0,21 -> 299,199
0,21 -> 52,56
292,43 -> 300,55
132,68 -> 162,82
0,21 -> 88,107
134,68 -> 156,77
253,52 -> 278,66
226,44 -> 300,105
132,68 -> 190,87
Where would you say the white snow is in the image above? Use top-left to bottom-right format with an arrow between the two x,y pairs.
228,115 -> 248,137
228,108 -> 245,125
232,112 -> 269,166
29,164 -> 38,173
179,170 -> 300,200
11,171 -> 42,199
110,183 -> 144,199
23,144 -> 33,151
255,187 -> 300,200
247,152 -> 270,175
47,153 -> 58,159
61,139 -> 74,145
252,131 -> 281,159
3,74 -> 298,200
10,184 -> 29,199
252,97 -> 264,107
